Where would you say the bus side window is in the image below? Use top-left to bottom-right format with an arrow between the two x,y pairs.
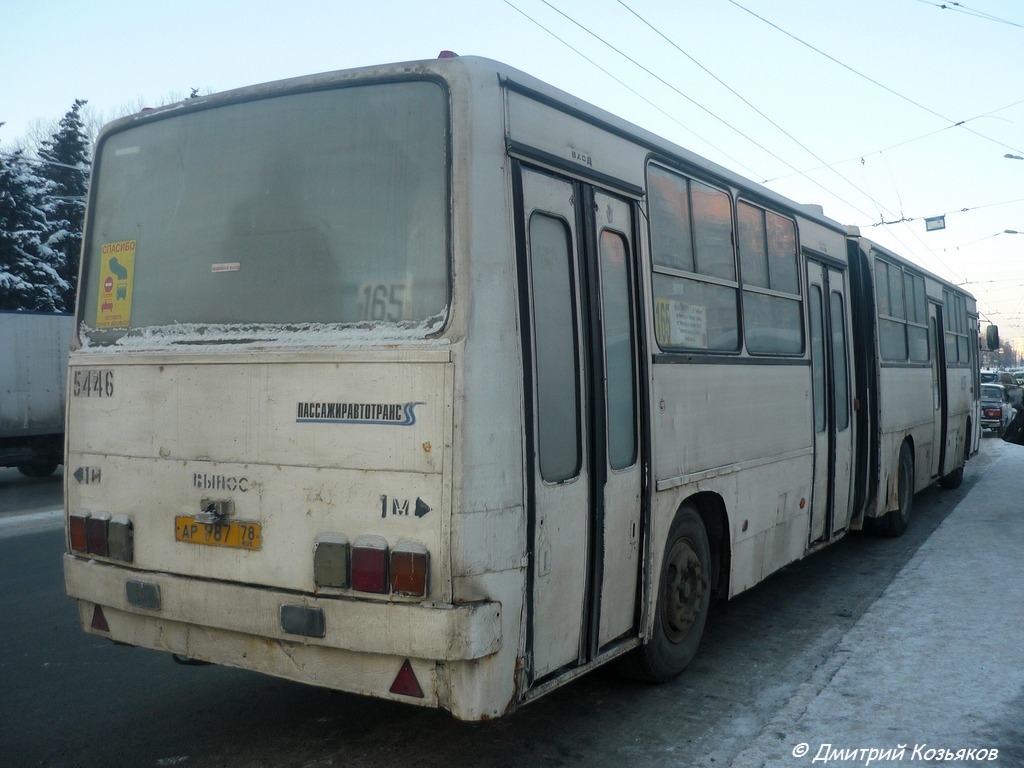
738,202 -> 802,355
529,212 -> 582,483
809,285 -> 827,433
648,164 -> 739,353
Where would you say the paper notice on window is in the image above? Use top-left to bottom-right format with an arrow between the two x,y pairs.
669,302 -> 708,348
96,240 -> 136,329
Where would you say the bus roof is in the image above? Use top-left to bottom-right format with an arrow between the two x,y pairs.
101,54 -> 847,236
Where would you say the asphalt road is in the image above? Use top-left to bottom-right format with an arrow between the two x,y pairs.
0,465 -> 64,515
0,443 -> 1002,768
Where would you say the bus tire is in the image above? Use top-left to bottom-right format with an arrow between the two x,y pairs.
938,465 -> 963,489
616,506 -> 710,683
938,434 -> 968,490
17,460 -> 59,478
878,442 -> 914,537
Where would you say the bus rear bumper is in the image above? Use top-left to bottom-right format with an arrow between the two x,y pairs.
64,555 -> 502,705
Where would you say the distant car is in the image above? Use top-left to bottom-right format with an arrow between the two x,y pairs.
980,384 -> 1015,435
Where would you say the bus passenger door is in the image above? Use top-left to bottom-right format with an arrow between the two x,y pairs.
591,190 -> 642,651
929,303 -> 948,476
967,314 -> 981,456
806,260 -> 855,544
516,166 -> 643,684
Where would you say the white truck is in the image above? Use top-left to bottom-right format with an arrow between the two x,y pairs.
0,311 -> 73,477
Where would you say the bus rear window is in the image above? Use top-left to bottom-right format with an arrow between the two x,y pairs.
81,80 -> 449,345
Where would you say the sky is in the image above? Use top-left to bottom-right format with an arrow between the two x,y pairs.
4,0 -> 1023,342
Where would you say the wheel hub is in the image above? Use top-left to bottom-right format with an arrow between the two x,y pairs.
662,538 -> 706,643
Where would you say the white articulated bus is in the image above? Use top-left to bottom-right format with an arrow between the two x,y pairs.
64,55 -> 976,720
846,235 -> 980,536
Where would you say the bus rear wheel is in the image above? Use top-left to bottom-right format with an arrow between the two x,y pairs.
876,442 -> 914,537
938,431 -> 968,490
616,505 -> 710,683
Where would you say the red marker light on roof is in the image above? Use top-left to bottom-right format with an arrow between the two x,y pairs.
437,50 -> 459,59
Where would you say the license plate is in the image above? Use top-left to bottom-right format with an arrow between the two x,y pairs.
175,516 -> 262,550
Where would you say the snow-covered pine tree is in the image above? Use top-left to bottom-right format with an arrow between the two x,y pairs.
37,99 -> 91,312
0,145 -> 67,312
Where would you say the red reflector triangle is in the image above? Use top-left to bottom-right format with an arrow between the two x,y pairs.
91,605 -> 110,632
389,658 -> 424,698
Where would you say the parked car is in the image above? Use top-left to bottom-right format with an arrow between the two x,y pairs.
981,384 -> 1015,435
980,369 -> 1023,406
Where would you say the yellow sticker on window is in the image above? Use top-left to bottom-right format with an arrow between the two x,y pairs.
96,240 -> 136,328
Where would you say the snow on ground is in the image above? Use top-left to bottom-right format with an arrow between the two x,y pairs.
733,440 -> 1024,767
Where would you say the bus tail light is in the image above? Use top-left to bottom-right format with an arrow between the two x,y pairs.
69,510 -> 90,553
390,541 -> 429,597
314,534 -> 350,588
314,534 -> 430,597
86,512 -> 111,556
69,510 -> 133,563
351,535 -> 389,593
108,515 -> 134,562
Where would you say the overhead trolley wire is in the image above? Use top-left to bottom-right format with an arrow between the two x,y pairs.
506,1 -> 1012,296
0,149 -> 89,173
727,0 -> 1024,157
614,0 -> 903,222
501,0 -> 762,177
763,98 -> 1024,184
912,0 -> 1024,29
719,0 -> 1024,290
535,0 -> 881,221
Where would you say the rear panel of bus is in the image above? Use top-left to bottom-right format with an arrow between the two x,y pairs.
63,62 -> 517,720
